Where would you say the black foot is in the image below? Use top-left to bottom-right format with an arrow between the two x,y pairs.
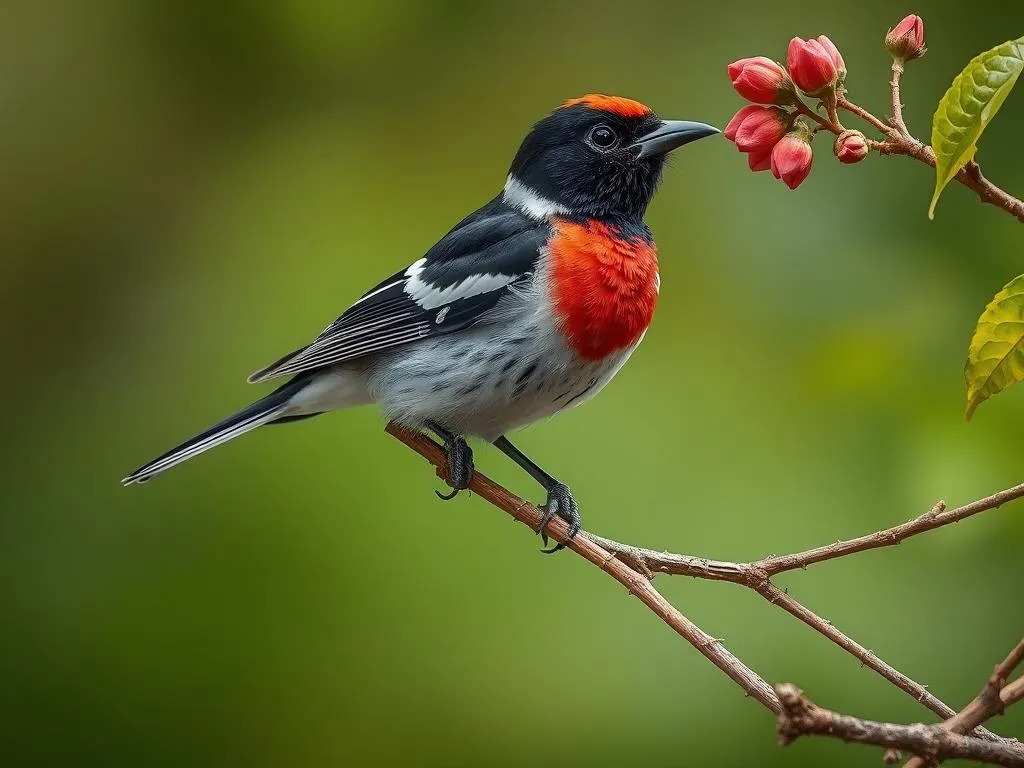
538,482 -> 581,553
435,435 -> 474,501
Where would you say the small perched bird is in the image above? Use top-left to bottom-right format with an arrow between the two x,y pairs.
123,95 -> 718,548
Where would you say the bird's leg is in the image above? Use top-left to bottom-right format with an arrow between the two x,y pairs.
492,435 -> 580,552
427,422 -> 474,500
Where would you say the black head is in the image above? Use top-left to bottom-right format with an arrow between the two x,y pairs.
506,95 -> 718,219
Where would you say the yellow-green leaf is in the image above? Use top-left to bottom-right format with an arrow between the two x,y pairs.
929,37 -> 1024,219
966,274 -> 1024,419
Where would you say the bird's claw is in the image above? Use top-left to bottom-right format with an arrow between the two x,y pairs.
436,435 -> 473,501
539,482 -> 581,553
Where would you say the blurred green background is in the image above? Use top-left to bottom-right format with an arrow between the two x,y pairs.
2,0 -> 1023,765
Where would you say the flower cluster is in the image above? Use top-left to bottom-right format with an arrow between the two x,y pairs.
725,36 -> 845,189
724,14 -> 925,190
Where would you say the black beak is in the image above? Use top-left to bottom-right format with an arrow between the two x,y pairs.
629,120 -> 720,159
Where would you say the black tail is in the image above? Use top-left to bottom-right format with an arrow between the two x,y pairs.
122,379 -> 305,486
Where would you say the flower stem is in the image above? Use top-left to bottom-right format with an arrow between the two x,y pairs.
837,97 -> 897,138
890,60 -> 909,134
826,103 -> 845,132
793,101 -> 834,132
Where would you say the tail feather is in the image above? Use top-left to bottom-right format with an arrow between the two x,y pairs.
247,346 -> 303,384
122,380 -> 303,486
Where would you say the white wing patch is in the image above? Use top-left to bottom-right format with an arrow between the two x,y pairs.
404,258 -> 520,310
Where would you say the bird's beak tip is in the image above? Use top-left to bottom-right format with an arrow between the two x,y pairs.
631,120 -> 721,159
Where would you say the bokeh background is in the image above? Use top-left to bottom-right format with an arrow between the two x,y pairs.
2,0 -> 1023,765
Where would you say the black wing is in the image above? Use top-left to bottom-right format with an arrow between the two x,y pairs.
248,202 -> 548,383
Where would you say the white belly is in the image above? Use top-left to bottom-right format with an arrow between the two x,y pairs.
362,305 -> 641,441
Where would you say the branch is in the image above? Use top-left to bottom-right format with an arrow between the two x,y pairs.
794,100 -> 837,132
387,422 -> 1020,747
385,423 -> 780,712
890,60 -> 909,135
757,486 -> 1024,574
775,684 -> 1024,767
905,640 -> 1024,768
837,95 -> 898,138
832,82 -> 1024,223
590,486 -> 1024,739
1004,678 -> 1024,714
564,482 -> 1024,579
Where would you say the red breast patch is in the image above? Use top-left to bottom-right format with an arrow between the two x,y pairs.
548,219 -> 659,361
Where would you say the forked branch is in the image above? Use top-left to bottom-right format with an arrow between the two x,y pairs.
386,422 -> 1023,760
775,684 -> 1024,767
904,640 -> 1024,768
834,67 -> 1024,222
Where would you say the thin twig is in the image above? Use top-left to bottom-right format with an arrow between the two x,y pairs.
835,94 -> 1024,223
905,640 -> 1024,768
758,489 -> 1024,574
1003,678 -> 1024,710
385,423 -> 780,712
838,96 -> 898,138
754,580 -> 967,727
891,60 -> 909,134
592,491 -> 1020,740
957,161 -> 1024,222
590,486 -> 1024,581
775,684 -> 1024,767
992,642 -> 1024,695
826,101 -> 845,132
386,422 -> 1021,746
793,100 -> 834,132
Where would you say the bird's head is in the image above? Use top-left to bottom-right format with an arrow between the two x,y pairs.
505,94 -> 718,219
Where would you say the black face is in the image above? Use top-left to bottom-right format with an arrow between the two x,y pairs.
508,105 -> 668,219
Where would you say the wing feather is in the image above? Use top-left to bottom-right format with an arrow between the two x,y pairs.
248,205 -> 548,383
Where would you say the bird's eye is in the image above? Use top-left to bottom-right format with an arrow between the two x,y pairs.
587,124 -> 619,150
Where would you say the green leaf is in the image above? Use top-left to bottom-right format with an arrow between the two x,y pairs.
929,37 -> 1024,219
965,274 -> 1024,419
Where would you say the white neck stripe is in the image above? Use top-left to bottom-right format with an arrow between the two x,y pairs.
502,175 -> 569,219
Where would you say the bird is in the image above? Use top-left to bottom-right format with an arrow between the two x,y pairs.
123,94 -> 719,550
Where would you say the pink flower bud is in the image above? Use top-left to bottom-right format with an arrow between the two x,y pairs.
771,132 -> 814,189
724,105 -> 757,140
834,129 -> 869,164
747,146 -> 773,172
886,14 -> 926,61
815,35 -> 846,79
727,57 -> 795,104
724,105 -> 791,152
787,37 -> 840,96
